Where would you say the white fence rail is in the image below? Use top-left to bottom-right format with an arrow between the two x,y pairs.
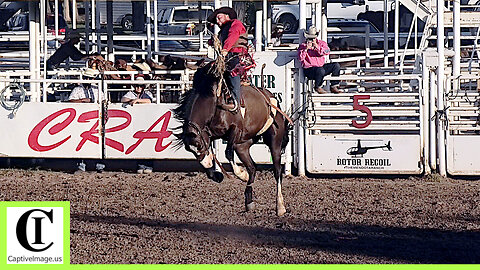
299,71 -> 426,174
2,52 -> 480,176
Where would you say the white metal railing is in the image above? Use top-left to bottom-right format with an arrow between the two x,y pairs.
0,68 -> 193,105
447,73 -> 480,134
304,73 -> 423,133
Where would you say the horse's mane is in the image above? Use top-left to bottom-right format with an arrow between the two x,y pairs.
173,62 -> 217,122
173,61 -> 219,147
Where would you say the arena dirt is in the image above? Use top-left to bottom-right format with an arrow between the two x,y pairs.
1,169 -> 479,264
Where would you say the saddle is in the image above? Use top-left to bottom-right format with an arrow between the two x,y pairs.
217,86 -> 244,114
88,58 -> 117,79
217,84 -> 278,135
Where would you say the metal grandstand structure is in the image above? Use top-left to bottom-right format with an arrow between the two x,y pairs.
0,0 -> 479,177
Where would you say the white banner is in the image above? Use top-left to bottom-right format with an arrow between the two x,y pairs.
447,135 -> 480,175
249,51 -> 295,109
0,103 -> 193,159
105,103 -> 192,159
306,135 -> 422,174
0,103 -> 101,158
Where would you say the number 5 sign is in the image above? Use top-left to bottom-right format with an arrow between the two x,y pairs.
352,95 -> 372,129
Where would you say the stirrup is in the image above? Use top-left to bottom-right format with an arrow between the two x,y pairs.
227,99 -> 239,112
218,97 -> 238,112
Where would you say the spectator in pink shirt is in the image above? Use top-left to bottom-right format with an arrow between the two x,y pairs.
298,26 -> 342,94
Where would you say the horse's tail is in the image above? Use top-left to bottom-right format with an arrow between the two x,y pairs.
281,117 -> 291,151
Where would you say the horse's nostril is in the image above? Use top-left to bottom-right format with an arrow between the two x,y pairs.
189,145 -> 199,154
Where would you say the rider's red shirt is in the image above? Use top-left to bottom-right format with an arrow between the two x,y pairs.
222,19 -> 248,54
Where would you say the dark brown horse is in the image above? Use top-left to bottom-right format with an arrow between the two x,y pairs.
174,62 -> 290,216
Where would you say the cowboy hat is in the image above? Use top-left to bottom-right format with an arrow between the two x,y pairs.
305,25 -> 319,39
82,68 -> 99,78
207,7 -> 237,24
135,74 -> 145,80
134,74 -> 149,87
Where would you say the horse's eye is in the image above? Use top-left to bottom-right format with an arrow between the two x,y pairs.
186,132 -> 196,138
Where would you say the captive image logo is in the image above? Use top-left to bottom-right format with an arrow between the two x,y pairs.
4,204 -> 68,265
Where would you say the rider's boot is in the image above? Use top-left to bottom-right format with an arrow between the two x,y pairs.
224,99 -> 238,112
218,96 -> 238,112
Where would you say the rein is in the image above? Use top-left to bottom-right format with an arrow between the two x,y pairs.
187,122 -> 210,155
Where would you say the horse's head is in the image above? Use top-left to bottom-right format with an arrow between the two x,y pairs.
182,122 -> 213,166
173,60 -> 225,182
176,105 -> 224,183
176,64 -> 218,159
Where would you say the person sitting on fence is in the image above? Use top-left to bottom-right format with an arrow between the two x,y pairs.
271,24 -> 284,46
121,75 -> 154,105
297,26 -> 342,94
68,68 -> 103,103
46,30 -> 103,71
147,56 -> 205,71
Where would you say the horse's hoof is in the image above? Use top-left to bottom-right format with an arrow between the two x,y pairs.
245,202 -> 255,211
277,207 -> 286,216
212,172 -> 224,183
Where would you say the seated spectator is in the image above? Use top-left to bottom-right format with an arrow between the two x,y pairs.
297,26 -> 342,94
271,24 -> 284,46
68,68 -> 103,103
121,75 -> 153,105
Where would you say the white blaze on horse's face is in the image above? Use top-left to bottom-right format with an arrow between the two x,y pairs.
189,145 -> 199,155
200,150 -> 213,169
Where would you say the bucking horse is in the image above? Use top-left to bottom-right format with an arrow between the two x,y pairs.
174,59 -> 291,216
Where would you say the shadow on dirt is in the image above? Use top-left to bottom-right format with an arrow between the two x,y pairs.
73,213 -> 480,263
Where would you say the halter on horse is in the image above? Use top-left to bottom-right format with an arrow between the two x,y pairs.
174,61 -> 291,216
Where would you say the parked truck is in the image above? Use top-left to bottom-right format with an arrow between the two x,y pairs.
271,0 -> 390,34
95,0 -> 169,31
157,5 -> 214,35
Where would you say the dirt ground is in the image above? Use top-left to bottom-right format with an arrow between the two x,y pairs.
1,168 -> 479,264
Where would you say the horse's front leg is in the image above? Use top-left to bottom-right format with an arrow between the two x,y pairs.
205,167 -> 224,183
233,140 -> 256,211
197,148 -> 224,183
226,142 -> 248,182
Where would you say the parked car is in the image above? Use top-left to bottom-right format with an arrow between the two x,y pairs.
462,0 -> 480,11
271,0 -> 386,34
0,12 -> 68,51
158,5 -> 214,35
327,19 -> 383,49
94,0 -> 167,31
4,12 -> 67,35
0,1 -> 28,29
